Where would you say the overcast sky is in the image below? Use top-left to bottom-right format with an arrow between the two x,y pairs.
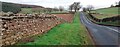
0,0 -> 119,9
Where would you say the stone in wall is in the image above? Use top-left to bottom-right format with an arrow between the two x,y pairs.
1,14 -> 63,46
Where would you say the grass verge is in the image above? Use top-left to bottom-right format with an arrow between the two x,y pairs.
17,12 -> 93,45
20,8 -> 33,14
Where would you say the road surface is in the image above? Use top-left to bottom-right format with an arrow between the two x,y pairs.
80,12 -> 119,46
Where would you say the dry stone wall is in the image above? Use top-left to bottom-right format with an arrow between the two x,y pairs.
1,15 -> 63,46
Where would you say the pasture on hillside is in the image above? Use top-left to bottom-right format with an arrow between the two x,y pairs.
96,7 -> 119,15
90,7 -> 120,26
20,8 -> 33,14
92,7 -> 119,19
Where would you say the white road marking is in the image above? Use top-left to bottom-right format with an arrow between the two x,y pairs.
86,20 -> 91,24
82,15 -> 91,24
104,26 -> 120,33
95,24 -> 103,27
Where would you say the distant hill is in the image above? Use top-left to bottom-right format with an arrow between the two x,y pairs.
1,1 -> 60,14
2,1 -> 44,8
19,4 -> 44,8
1,1 -> 45,13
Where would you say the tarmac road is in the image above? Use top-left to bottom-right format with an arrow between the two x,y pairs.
80,12 -> 119,46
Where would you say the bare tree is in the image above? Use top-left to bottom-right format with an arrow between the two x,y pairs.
74,2 -> 81,12
59,6 -> 64,11
115,2 -> 118,5
87,5 -> 94,13
115,1 -> 120,7
69,2 -> 81,12
110,4 -> 114,7
53,7 -> 59,11
118,1 -> 120,5
82,7 -> 87,12
69,4 -> 74,11
46,8 -> 52,13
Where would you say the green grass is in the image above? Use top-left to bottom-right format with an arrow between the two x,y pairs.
20,8 -> 46,14
20,8 -> 68,14
91,14 -> 117,19
93,7 -> 119,26
90,7 -> 119,19
95,7 -> 119,15
48,11 -> 69,14
85,10 -> 120,26
17,12 -> 92,45
20,8 -> 33,14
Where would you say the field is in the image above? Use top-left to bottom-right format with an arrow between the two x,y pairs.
53,14 -> 74,22
20,8 -> 69,14
17,12 -> 93,45
96,7 -> 119,15
91,14 -> 118,19
20,8 -> 33,14
90,7 -> 120,26
92,7 -> 119,19
49,11 -> 69,14
20,8 -> 46,14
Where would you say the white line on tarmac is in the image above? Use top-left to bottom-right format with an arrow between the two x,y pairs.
82,15 -> 91,24
104,26 -> 120,33
81,12 -> 120,34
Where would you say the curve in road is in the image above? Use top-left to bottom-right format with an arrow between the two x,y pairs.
80,12 -> 119,46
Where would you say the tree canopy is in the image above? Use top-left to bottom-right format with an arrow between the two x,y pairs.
69,2 -> 81,12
